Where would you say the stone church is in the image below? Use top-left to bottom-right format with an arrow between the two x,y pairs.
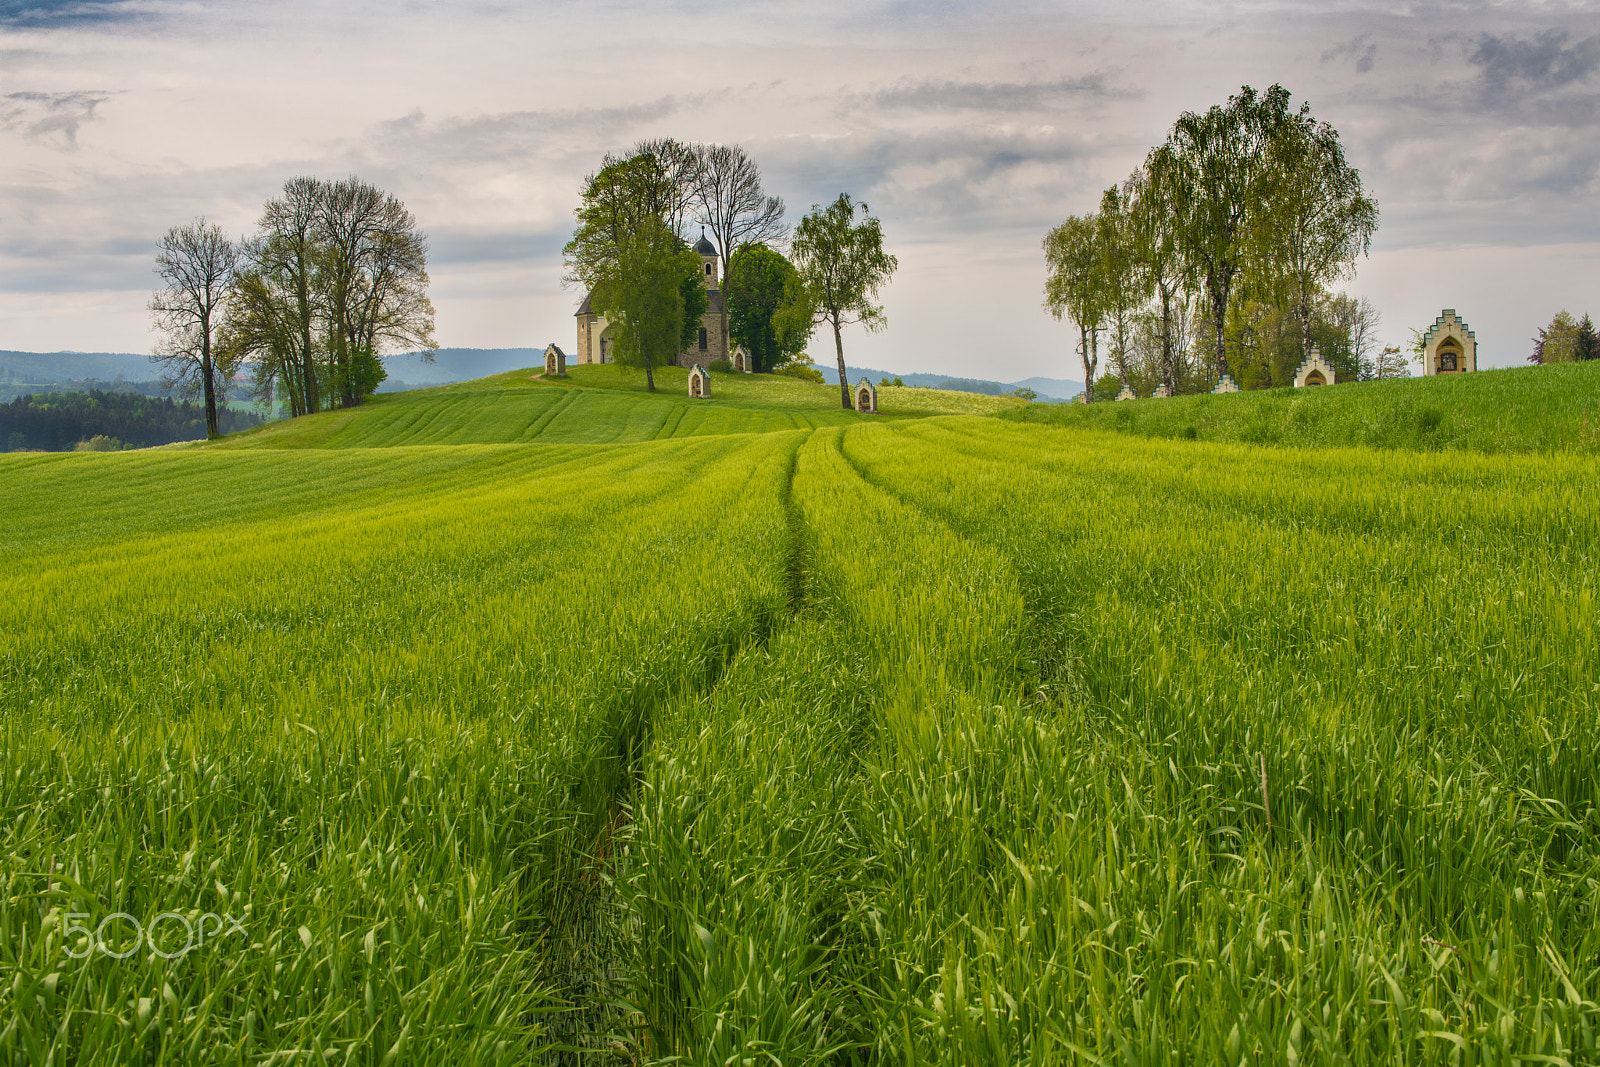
573,231 -> 727,368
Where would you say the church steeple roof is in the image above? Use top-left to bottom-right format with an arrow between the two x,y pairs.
693,228 -> 716,256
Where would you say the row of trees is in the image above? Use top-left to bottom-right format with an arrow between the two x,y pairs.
1529,310 -> 1600,364
1044,84 -> 1380,400
150,176 -> 435,437
1,390 -> 262,452
562,138 -> 896,408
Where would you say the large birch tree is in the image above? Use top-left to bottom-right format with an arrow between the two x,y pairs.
789,194 -> 897,410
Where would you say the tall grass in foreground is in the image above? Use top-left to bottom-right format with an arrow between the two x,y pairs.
627,417 -> 1598,1063
832,418 -> 1600,1062
0,434 -> 799,1064
5,371 -> 1597,1063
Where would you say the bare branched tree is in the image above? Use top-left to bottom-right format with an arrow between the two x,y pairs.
694,144 -> 787,352
256,177 -> 325,413
149,217 -> 239,438
220,254 -> 312,415
626,137 -> 703,240
316,176 -> 435,407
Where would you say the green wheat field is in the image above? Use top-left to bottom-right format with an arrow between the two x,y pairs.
3,362 -> 1597,1065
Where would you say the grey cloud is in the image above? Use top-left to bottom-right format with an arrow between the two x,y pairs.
1470,29 -> 1600,94
0,0 -> 144,27
1321,35 -> 1376,74
0,97 -> 704,298
357,96 -> 704,172
1,90 -> 113,148
856,73 -> 1136,112
767,125 -> 1098,235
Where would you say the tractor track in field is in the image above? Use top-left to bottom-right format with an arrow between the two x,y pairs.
541,428 -> 819,1065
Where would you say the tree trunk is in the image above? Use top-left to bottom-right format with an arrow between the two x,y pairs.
1080,325 -> 1092,403
298,266 -> 318,415
645,355 -> 655,392
200,310 -> 219,439
721,252 -> 732,370
1211,284 -> 1230,380
1081,324 -> 1100,403
1298,284 -> 1313,366
1090,327 -> 1101,399
1115,313 -> 1132,390
833,318 -> 850,410
341,325 -> 359,408
1159,281 -> 1175,392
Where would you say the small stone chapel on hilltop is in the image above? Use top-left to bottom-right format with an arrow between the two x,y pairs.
1422,309 -> 1478,376
572,231 -> 727,369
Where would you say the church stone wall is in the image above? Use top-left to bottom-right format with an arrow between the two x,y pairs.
677,316 -> 727,369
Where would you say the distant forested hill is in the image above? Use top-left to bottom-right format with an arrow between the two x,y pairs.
0,348 -> 547,396
809,363 -> 1082,401
2,391 -> 263,451
0,350 -> 157,382
381,348 -> 543,385
0,350 -> 174,402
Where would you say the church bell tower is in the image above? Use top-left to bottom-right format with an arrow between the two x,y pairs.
694,229 -> 718,288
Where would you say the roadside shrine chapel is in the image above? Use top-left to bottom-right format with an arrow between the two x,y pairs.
573,230 -> 728,369
1421,310 -> 1477,376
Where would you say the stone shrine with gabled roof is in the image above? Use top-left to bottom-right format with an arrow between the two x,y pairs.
1422,309 -> 1477,376
573,229 -> 728,369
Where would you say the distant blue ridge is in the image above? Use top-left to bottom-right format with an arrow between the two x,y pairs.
0,348 -> 1082,401
809,363 -> 1081,402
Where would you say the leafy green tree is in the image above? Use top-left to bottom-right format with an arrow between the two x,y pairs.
1043,213 -> 1107,401
1156,84 -> 1298,378
1130,160 -> 1194,394
1096,182 -> 1152,393
726,245 -> 803,372
565,154 -> 682,292
149,217 -> 239,438
1250,102 -> 1378,363
1529,310 -> 1579,364
589,216 -> 702,392
566,154 -> 705,390
1576,314 -> 1597,361
254,178 -> 324,415
1373,345 -> 1409,379
1093,371 -> 1125,401
315,177 -> 434,407
789,194 -> 898,410
221,259 -> 316,417
228,177 -> 433,415
678,269 -> 710,355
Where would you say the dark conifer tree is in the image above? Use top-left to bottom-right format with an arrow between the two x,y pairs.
1575,314 -> 1598,361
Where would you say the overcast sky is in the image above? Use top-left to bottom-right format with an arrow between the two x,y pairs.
4,0 -> 1599,381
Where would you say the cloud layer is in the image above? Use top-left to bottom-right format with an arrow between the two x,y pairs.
3,0 -> 1599,377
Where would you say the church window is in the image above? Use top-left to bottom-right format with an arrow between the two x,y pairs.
698,328 -> 708,351
705,263 -> 712,276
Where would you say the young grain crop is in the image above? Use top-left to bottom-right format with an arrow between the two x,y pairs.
0,433 -> 802,1063
820,416 -> 1600,1062
6,365 -> 1596,1064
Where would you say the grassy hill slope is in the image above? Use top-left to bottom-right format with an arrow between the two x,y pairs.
213,362 -> 1023,449
1007,360 -> 1600,454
